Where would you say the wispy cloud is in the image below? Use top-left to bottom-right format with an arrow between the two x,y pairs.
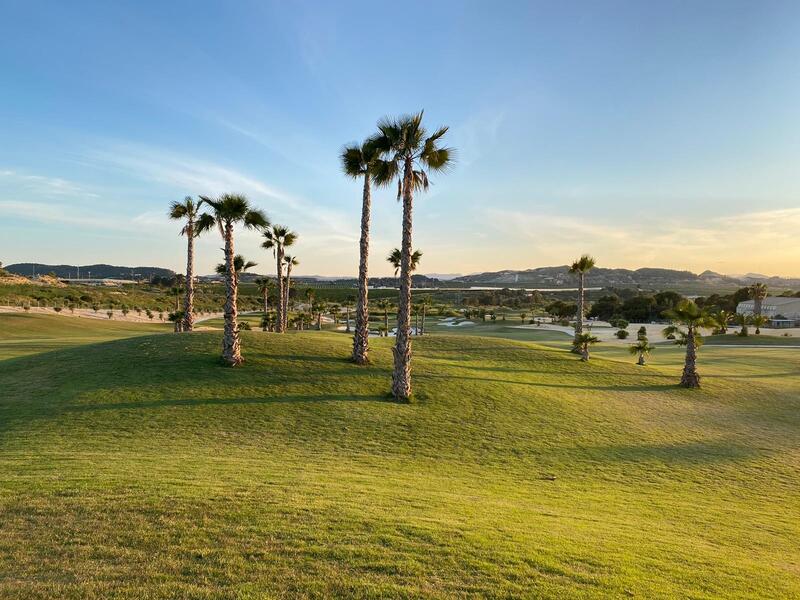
0,169 -> 99,198
0,199 -> 168,234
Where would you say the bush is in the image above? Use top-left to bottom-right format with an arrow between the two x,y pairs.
615,329 -> 629,339
239,321 -> 252,331
609,315 -> 629,329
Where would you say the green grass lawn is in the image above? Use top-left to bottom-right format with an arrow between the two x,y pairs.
0,312 -> 168,360
1,315 -> 799,598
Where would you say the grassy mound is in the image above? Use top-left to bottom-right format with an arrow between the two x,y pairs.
0,326 -> 798,598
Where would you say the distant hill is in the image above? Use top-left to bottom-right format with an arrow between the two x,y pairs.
5,263 -> 175,281
451,266 -> 800,289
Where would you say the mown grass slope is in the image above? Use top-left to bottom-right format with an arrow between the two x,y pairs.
0,318 -> 799,598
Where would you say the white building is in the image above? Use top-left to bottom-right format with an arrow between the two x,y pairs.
736,296 -> 800,324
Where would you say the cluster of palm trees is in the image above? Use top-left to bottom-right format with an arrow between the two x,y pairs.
342,111 -> 453,401
169,193 -> 301,366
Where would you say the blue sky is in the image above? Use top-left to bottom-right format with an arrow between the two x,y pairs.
2,0 -> 800,276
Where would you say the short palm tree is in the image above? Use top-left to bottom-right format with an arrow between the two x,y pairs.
342,295 -> 355,333
215,254 -> 257,285
196,193 -> 268,366
713,310 -> 733,334
568,255 -> 596,351
750,282 -> 768,316
662,300 -> 713,388
372,111 -> 453,401
734,313 -> 751,336
751,314 -> 769,334
283,255 -> 299,327
629,338 -> 655,366
341,137 -> 381,365
573,333 -> 599,362
262,225 -> 297,334
168,196 -> 205,332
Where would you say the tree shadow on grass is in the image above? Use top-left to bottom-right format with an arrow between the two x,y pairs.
64,393 -> 391,413
571,439 -> 760,464
416,373 -> 680,393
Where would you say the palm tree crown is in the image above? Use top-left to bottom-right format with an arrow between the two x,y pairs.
168,196 -> 203,234
341,137 -> 381,179
196,193 -> 269,234
215,255 -> 257,277
569,254 -> 596,275
387,248 -> 422,277
371,111 -> 455,194
262,225 -> 298,255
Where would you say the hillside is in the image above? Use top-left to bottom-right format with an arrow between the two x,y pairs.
5,263 -> 175,280
1,320 -> 798,598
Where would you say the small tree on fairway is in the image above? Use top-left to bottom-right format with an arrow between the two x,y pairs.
751,314 -> 768,334
262,225 -> 297,334
734,313 -> 751,337
663,300 -> 713,388
629,338 -> 654,366
573,333 -> 599,362
169,196 -> 205,331
749,282 -> 768,316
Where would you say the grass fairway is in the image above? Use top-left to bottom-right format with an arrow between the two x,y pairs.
1,317 -> 799,598
0,312 -> 168,360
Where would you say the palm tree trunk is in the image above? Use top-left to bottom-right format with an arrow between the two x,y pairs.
421,303 -> 426,335
275,247 -> 285,333
581,347 -> 589,361
680,327 -> 700,388
317,312 -> 322,331
263,288 -> 268,317
183,223 -> 195,332
284,266 -> 293,333
637,351 -> 646,366
222,222 -> 242,366
573,272 -> 584,352
384,308 -> 389,336
754,297 -> 763,317
392,160 -> 414,401
352,174 -> 372,364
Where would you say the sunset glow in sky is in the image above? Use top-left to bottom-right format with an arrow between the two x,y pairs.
2,1 -> 799,276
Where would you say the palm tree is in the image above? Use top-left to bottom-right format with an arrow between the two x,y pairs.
372,111 -> 453,401
196,194 -> 268,366
734,313 -> 751,337
629,339 -> 655,366
169,286 -> 183,331
751,314 -> 769,334
573,333 -> 599,362
215,254 -> 257,286
262,225 -> 298,334
662,300 -> 713,388
750,282 -> 768,316
713,310 -> 733,334
312,299 -> 327,331
283,255 -> 299,328
342,295 -> 355,333
568,255 -> 596,351
387,248 -> 422,278
376,298 -> 391,335
341,138 -> 382,365
419,295 -> 432,335
254,277 -> 274,317
169,196 -> 205,332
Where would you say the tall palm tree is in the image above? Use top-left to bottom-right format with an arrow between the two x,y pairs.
262,225 -> 298,334
749,282 -> 768,316
568,255 -> 596,350
629,338 -> 655,366
196,194 -> 268,366
283,255 -> 299,328
662,300 -> 713,388
376,298 -> 391,335
573,333 -> 599,362
372,111 -> 453,401
169,196 -> 205,332
254,277 -> 274,317
341,138 -> 381,365
387,248 -> 422,278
